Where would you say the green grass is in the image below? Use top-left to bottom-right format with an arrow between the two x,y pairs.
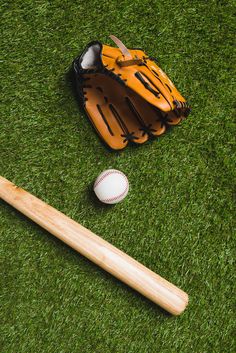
1,0 -> 235,352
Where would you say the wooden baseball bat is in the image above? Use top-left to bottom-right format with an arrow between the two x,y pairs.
0,176 -> 188,315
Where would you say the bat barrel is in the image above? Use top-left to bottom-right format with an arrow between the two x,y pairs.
0,176 -> 188,315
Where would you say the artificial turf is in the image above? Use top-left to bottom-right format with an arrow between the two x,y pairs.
1,0 -> 235,352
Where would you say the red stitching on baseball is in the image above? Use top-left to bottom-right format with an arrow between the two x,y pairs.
101,183 -> 129,203
94,170 -> 128,189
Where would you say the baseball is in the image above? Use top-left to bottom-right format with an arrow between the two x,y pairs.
94,169 -> 129,204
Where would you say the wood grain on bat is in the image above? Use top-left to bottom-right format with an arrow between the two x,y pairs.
0,176 -> 188,315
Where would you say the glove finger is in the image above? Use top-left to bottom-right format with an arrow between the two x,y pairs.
110,101 -> 149,144
136,66 -> 174,112
83,75 -> 128,150
165,111 -> 182,126
86,73 -> 149,144
126,92 -> 166,137
137,64 -> 189,118
85,103 -> 128,150
145,59 -> 186,103
84,75 -> 148,148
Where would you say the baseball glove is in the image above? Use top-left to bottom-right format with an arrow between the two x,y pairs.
73,35 -> 191,150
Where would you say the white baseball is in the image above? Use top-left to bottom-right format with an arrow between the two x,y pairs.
94,169 -> 129,204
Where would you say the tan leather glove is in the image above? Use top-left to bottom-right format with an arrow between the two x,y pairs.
73,35 -> 191,150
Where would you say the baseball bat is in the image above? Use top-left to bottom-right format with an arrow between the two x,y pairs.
0,176 -> 188,315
